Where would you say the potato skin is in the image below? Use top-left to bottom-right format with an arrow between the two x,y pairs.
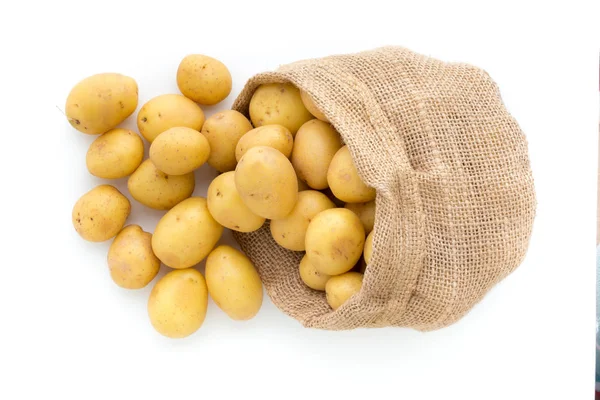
86,128 -> 144,179
128,159 -> 195,210
344,201 -> 375,234
325,272 -> 364,310
205,245 -> 263,320
207,171 -> 265,232
201,110 -> 253,172
177,54 -> 232,105
72,185 -> 131,242
137,94 -> 205,143
66,73 -> 138,135
300,89 -> 329,122
364,230 -> 374,265
305,208 -> 365,276
152,197 -> 223,269
148,268 -> 208,338
270,190 -> 335,251
292,119 -> 343,190
299,254 -> 331,291
249,83 -> 313,135
107,225 -> 160,289
235,125 -> 293,161
234,146 -> 299,220
327,146 -> 376,203
149,127 -> 210,175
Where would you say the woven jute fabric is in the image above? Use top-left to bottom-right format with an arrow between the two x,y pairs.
231,46 -> 536,331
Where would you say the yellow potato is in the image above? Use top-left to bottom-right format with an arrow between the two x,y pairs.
249,83 -> 313,135
207,171 -> 265,232
137,94 -> 205,143
299,254 -> 331,291
364,230 -> 374,265
270,190 -> 335,251
201,110 -> 253,172
86,128 -> 144,179
300,89 -> 329,122
128,159 -> 195,210
65,73 -> 138,135
325,272 -> 364,310
72,185 -> 130,242
177,54 -> 232,105
327,146 -> 376,203
305,208 -> 365,275
234,146 -> 298,219
344,201 -> 375,234
205,245 -> 263,320
148,268 -> 208,338
152,197 -> 223,269
291,119 -> 343,190
235,125 -> 293,162
149,127 -> 210,175
107,225 -> 160,289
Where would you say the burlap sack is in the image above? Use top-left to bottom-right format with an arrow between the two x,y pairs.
231,46 -> 536,331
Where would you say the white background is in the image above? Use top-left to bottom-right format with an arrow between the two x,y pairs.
1,1 -> 598,399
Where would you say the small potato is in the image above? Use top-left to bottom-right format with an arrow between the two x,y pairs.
149,127 -> 210,175
364,230 -> 374,265
128,159 -> 195,210
65,73 -> 138,135
137,94 -> 205,143
249,83 -> 313,135
325,272 -> 364,310
86,128 -> 144,179
291,119 -> 343,190
152,197 -> 223,269
344,201 -> 375,234
305,208 -> 365,275
107,225 -> 160,289
201,110 -> 253,172
299,254 -> 331,291
207,171 -> 265,232
300,89 -> 329,122
148,268 -> 208,338
235,125 -> 293,161
270,190 -> 335,251
327,146 -> 376,203
72,185 -> 130,242
205,245 -> 263,320
235,146 -> 298,220
177,54 -> 232,105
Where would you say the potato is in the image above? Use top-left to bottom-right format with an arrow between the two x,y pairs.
235,125 -> 293,162
137,94 -> 205,143
327,146 -> 376,203
65,73 -> 138,135
201,110 -> 253,172
234,146 -> 298,220
300,89 -> 329,122
149,127 -> 210,175
177,54 -> 232,105
205,245 -> 263,320
364,230 -> 374,265
148,268 -> 208,338
249,83 -> 313,135
344,201 -> 375,234
270,190 -> 335,251
128,159 -> 195,210
86,128 -> 144,179
291,119 -> 343,190
299,254 -> 331,291
72,185 -> 130,242
207,171 -> 265,232
107,225 -> 160,289
325,272 -> 364,310
305,208 -> 365,275
152,197 -> 223,269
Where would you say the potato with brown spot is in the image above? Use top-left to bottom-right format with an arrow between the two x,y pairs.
235,125 -> 294,161
327,146 -> 376,203
72,185 -> 131,242
149,127 -> 210,175
86,128 -> 144,179
201,110 -> 253,172
107,225 -> 160,289
326,272 -> 363,310
177,54 -> 232,105
299,254 -> 331,291
300,89 -> 329,122
344,201 -> 375,234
